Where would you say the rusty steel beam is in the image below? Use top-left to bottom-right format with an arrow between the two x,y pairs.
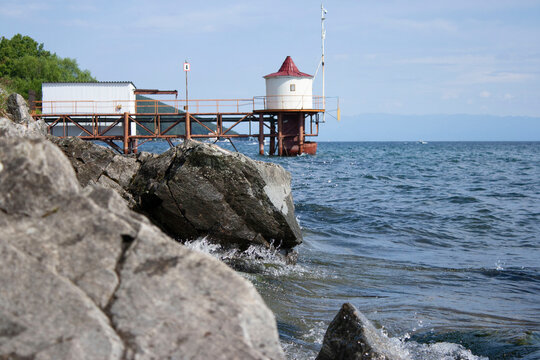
129,115 -> 155,136
98,117 -> 123,137
190,115 -> 217,136
123,112 -> 130,154
185,113 -> 191,140
65,116 -> 93,137
258,113 -> 264,155
222,114 -> 250,135
278,113 -> 283,156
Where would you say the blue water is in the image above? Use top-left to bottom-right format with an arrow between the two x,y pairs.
143,140 -> 540,360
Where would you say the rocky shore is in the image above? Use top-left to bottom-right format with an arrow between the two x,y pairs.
0,94 -> 291,359
0,93 -> 389,360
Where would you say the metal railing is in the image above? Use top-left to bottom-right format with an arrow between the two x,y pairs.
33,96 -> 329,115
253,95 -> 325,111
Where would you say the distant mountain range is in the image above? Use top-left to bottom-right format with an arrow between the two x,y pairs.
317,113 -> 540,141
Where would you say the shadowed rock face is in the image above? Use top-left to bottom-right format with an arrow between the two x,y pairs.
316,303 -> 405,360
0,107 -> 285,359
51,137 -> 303,250
130,140 -> 303,249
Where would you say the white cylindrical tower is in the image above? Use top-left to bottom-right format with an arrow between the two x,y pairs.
264,56 -> 313,110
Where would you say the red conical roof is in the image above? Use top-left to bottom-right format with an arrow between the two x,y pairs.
264,56 -> 313,78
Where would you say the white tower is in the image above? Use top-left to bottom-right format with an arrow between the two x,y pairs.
264,56 -> 313,110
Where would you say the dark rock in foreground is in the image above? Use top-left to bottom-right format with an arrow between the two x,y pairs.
316,303 -> 404,360
130,140 -> 302,249
51,136 -> 302,251
0,110 -> 285,358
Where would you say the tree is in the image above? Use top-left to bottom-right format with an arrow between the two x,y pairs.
0,34 -> 96,100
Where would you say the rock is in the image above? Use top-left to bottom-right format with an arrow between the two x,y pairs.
110,222 -> 284,360
0,240 -> 125,360
0,137 -> 80,217
0,136 -> 285,359
6,93 -> 31,124
316,303 -> 405,360
50,136 -> 142,207
0,93 -> 47,137
130,140 -> 302,249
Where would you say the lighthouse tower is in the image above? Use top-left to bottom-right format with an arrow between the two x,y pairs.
264,56 -> 313,110
255,56 -> 321,156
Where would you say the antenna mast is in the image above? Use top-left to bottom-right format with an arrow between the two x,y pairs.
321,3 -> 327,122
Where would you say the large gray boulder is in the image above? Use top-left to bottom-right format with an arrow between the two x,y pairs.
130,140 -> 302,249
50,136 -> 145,207
50,137 -> 302,251
316,303 -> 405,360
0,136 -> 285,359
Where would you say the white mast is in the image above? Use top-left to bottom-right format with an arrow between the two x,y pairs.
321,3 -> 327,122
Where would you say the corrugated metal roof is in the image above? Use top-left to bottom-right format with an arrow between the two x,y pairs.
43,81 -> 136,88
264,56 -> 313,79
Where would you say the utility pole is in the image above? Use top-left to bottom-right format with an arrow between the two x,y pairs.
321,4 -> 327,122
183,60 -> 190,111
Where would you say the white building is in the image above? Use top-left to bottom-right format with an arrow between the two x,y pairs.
41,81 -> 136,114
264,56 -> 313,110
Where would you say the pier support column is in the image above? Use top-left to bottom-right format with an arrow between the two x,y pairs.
217,114 -> 222,137
278,113 -> 283,156
185,112 -> 191,140
299,113 -> 304,155
270,120 -> 276,156
123,112 -> 130,154
258,114 -> 264,155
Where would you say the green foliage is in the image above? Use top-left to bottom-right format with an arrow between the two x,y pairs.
0,34 -> 96,100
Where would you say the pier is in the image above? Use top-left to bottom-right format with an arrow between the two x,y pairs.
31,95 -> 328,156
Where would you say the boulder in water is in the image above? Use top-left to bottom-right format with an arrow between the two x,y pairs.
130,140 -> 302,250
316,303 -> 406,360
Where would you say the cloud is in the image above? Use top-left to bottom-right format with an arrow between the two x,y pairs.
135,4 -> 256,33
479,91 -> 491,98
399,55 -> 495,66
442,90 -> 460,100
333,54 -> 350,61
456,71 -> 534,85
380,17 -> 457,33
503,93 -> 515,100
0,1 -> 47,18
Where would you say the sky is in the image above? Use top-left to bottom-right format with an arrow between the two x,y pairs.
2,0 -> 540,140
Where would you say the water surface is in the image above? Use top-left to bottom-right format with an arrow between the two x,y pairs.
144,140 -> 540,359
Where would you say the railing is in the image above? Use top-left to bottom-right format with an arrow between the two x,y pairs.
34,98 -> 256,115
253,95 -> 325,111
33,96 -> 330,115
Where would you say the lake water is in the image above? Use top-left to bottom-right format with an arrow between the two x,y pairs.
143,140 -> 540,360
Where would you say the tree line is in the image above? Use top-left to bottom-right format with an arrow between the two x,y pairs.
0,34 -> 96,100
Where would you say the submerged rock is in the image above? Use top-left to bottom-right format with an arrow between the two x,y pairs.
130,140 -> 302,250
316,303 -> 406,360
0,136 -> 285,359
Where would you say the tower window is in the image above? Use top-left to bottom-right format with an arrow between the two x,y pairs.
290,84 -> 296,92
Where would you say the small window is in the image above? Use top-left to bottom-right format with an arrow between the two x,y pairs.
290,84 -> 296,92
